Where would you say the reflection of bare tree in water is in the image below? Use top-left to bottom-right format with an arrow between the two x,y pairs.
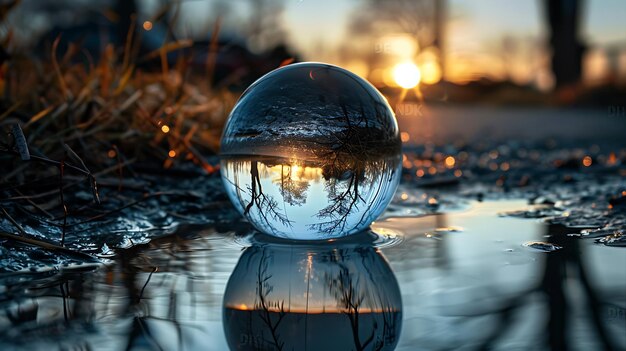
540,224 -> 618,350
325,248 -> 398,351
472,224 -> 620,350
357,248 -> 401,347
1,235 -> 203,350
327,263 -> 377,351
253,247 -> 286,351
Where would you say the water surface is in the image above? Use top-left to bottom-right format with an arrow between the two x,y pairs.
1,200 -> 625,350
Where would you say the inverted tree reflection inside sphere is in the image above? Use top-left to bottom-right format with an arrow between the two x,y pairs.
220,63 -> 402,240
223,238 -> 403,351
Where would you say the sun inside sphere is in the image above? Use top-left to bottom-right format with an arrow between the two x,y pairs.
220,62 -> 402,240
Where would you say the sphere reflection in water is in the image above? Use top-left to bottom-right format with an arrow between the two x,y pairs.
222,239 -> 402,351
220,62 -> 402,240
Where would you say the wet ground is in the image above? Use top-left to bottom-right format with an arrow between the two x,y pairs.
1,121 -> 625,350
0,197 -> 625,350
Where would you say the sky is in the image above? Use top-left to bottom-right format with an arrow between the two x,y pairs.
283,0 -> 625,86
158,0 -> 626,85
282,0 -> 625,54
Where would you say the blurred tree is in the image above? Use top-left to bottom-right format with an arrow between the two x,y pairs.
433,0 -> 446,79
544,0 -> 585,88
344,0 -> 441,84
246,0 -> 286,53
349,0 -> 436,49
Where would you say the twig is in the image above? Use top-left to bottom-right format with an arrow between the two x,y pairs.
121,14 -> 136,73
63,143 -> 89,173
113,144 -> 123,192
60,283 -> 69,322
0,101 -> 22,122
64,143 -> 101,204
1,148 -> 90,176
14,189 -> 55,219
0,230 -> 100,262
138,267 -> 158,302
0,206 -> 26,235
23,105 -> 55,129
59,155 -> 68,247
51,36 -> 70,100
0,158 -> 137,202
65,191 -> 193,228
205,17 -> 221,87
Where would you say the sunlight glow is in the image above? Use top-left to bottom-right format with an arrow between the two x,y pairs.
419,61 -> 442,85
393,62 -> 421,89
292,164 -> 300,174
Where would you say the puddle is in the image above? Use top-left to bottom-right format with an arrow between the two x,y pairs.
0,200 -> 625,350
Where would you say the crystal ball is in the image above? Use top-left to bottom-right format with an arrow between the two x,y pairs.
223,239 -> 403,350
220,62 -> 401,240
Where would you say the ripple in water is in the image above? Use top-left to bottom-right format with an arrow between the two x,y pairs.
243,226 -> 404,249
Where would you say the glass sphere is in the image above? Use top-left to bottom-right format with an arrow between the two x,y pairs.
223,237 -> 403,350
220,62 -> 402,240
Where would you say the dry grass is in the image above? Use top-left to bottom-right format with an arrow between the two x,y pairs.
0,13 -> 240,248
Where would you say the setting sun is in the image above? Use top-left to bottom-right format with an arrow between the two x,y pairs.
393,62 -> 421,89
